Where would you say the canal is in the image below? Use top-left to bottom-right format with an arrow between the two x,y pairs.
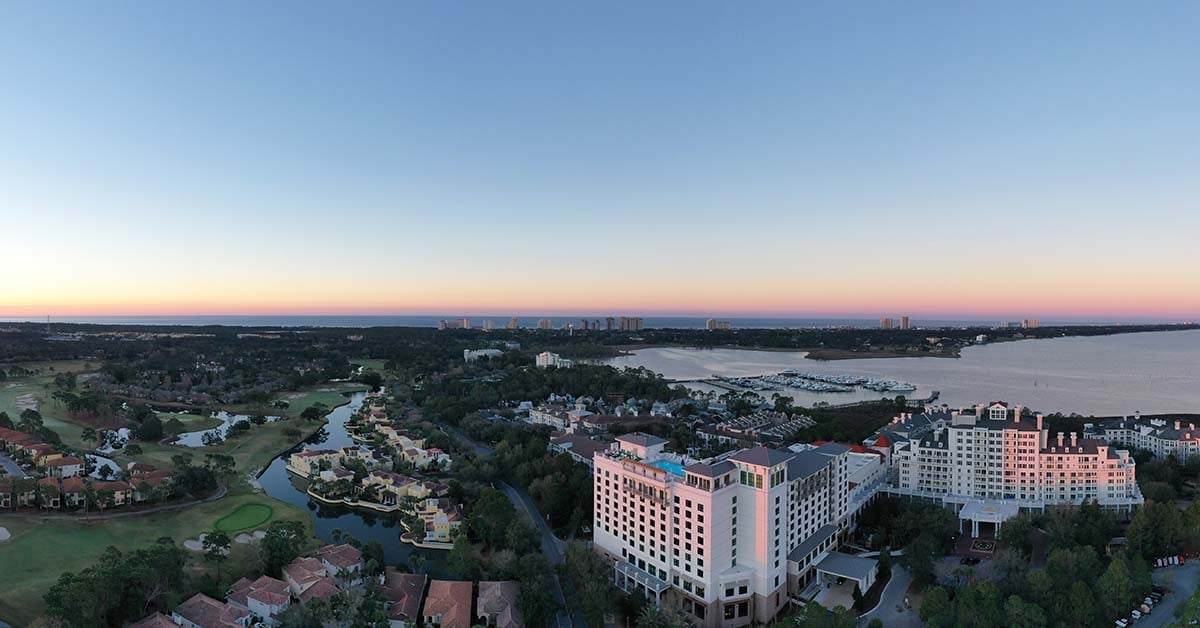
255,390 -> 449,574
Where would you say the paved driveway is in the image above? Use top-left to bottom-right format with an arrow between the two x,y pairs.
0,453 -> 26,478
860,566 -> 919,628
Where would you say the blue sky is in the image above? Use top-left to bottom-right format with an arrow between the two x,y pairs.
1,2 -> 1197,318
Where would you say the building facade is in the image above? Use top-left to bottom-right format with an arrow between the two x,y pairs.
1085,414 -> 1200,461
873,403 -> 1142,525
593,434 -> 872,627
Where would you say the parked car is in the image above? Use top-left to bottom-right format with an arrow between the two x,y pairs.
1131,610 -> 1142,621
1115,619 -> 1128,628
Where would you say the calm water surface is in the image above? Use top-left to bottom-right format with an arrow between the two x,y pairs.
604,330 -> 1200,415
257,391 -> 448,573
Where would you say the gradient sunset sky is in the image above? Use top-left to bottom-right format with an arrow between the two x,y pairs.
2,2 -> 1198,320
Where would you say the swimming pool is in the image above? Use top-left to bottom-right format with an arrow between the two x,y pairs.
651,460 -> 686,477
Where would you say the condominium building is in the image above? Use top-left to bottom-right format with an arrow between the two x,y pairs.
879,318 -> 893,330
705,319 -> 732,331
619,317 -> 645,332
593,434 -> 878,627
506,317 -> 520,330
870,402 -> 1142,536
899,316 -> 910,330
1085,414 -> 1200,461
537,318 -> 553,330
535,351 -> 573,369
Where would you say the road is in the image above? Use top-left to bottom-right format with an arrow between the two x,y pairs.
859,565 -> 919,628
447,426 -> 586,628
1138,561 -> 1200,628
0,453 -> 26,479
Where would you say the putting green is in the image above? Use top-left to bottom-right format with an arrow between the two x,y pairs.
214,503 -> 274,532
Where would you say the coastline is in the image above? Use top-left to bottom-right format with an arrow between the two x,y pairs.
611,343 -> 961,360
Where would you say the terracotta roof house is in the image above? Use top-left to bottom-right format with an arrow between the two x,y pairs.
44,456 -> 85,478
476,581 -> 523,628
227,575 -> 291,624
62,476 -> 87,508
130,612 -> 179,628
381,569 -> 428,628
91,480 -> 133,507
423,580 -> 473,628
315,543 -> 364,582
172,593 -> 250,628
297,576 -> 340,604
0,478 -> 13,509
13,478 -> 37,507
37,477 -> 61,509
282,556 -> 327,596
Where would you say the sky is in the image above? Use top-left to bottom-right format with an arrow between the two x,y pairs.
1,1 -> 1198,320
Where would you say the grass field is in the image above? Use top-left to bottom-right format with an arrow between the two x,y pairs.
0,373 -> 363,625
214,503 -> 274,532
0,486 -> 314,626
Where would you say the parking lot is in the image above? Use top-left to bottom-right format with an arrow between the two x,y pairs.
0,453 -> 27,478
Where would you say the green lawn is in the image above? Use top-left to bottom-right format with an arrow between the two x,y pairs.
214,503 -> 274,532
0,486 -> 314,626
351,359 -> 388,372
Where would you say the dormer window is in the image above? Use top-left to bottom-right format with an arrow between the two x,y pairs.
990,408 -> 1006,420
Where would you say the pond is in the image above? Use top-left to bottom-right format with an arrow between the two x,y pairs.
172,412 -> 283,447
256,390 -> 449,574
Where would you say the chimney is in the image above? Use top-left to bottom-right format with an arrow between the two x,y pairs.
1070,432 -> 1077,447
975,403 -> 985,417
1036,414 -> 1044,430
1176,420 -> 1182,431
1014,405 -> 1023,420
1057,433 -> 1064,447
1190,423 -> 1195,431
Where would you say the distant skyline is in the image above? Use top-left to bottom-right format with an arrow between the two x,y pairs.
2,2 -> 1198,319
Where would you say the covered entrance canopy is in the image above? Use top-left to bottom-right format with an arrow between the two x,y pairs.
958,500 -> 1020,538
815,552 -> 878,593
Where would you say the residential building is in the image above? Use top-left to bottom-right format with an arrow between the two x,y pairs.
506,317 -> 519,330
172,593 -> 250,628
537,319 -> 553,330
899,316 -> 910,330
879,318 -> 893,330
535,351 -> 573,369
876,403 -> 1142,536
705,319 -> 732,330
381,569 -> 428,628
476,581 -> 522,628
463,349 -> 503,362
619,317 -> 645,332
606,317 -> 616,331
315,543 -> 364,584
417,497 -> 464,543
424,580 -> 474,628
227,575 -> 291,625
1085,414 -> 1200,460
44,456 -> 84,478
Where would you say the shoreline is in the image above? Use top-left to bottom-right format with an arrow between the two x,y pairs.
610,343 -> 961,360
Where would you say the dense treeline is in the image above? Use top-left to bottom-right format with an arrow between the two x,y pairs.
416,363 -> 688,425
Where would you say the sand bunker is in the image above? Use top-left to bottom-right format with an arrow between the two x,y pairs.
0,527 -> 11,542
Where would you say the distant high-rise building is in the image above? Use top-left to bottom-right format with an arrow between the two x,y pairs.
482,320 -> 496,331
437,320 -> 448,331
581,318 -> 590,331
458,318 -> 470,329
880,318 -> 894,330
506,317 -> 519,330
1022,319 -> 1040,329
593,319 -> 601,331
537,318 -> 553,330
619,316 -> 644,332
605,317 -> 615,331
900,316 -> 910,330
705,319 -> 732,330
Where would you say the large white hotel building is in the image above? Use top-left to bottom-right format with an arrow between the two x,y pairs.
592,402 -> 1143,626
593,434 -> 884,627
